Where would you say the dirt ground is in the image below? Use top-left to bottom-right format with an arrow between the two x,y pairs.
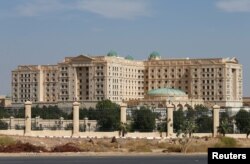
1,135 -> 250,153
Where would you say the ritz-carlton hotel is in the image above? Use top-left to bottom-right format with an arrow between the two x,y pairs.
11,51 -> 243,111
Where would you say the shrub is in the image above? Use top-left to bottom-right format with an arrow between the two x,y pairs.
52,143 -> 82,152
164,145 -> 182,153
15,125 -> 24,130
65,123 -> 73,130
156,142 -> 169,149
185,144 -> 210,153
0,120 -> 8,130
214,137 -> 237,148
0,136 -> 15,146
0,141 -> 47,153
128,145 -> 152,152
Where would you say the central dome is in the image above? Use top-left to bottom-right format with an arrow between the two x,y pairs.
148,51 -> 161,60
147,88 -> 186,96
107,50 -> 118,57
125,55 -> 134,60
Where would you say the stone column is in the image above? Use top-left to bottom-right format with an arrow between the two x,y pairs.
84,117 -> 88,132
213,105 -> 220,137
24,101 -> 32,136
120,103 -> 127,124
10,116 -> 15,130
166,104 -> 174,137
72,102 -> 80,136
59,117 -> 64,130
35,116 -> 40,130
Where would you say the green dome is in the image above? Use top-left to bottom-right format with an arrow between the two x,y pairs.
148,88 -> 186,96
149,51 -> 161,60
107,50 -> 118,57
125,55 -> 134,60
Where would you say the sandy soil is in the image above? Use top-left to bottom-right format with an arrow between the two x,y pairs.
0,135 -> 249,156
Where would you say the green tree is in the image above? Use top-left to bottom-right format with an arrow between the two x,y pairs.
0,120 -> 8,130
173,108 -> 185,132
157,122 -> 167,137
0,108 -> 10,118
15,108 -> 25,118
220,111 -> 231,123
196,115 -> 212,133
195,105 -> 213,133
132,106 -> 156,132
178,119 -> 197,138
87,107 -> 100,120
31,105 -> 69,119
119,122 -> 130,137
79,108 -> 88,119
235,109 -> 250,138
185,106 -> 196,121
217,119 -> 232,136
96,100 -> 120,131
79,107 -> 101,120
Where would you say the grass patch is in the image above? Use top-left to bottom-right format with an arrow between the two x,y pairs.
214,137 -> 238,148
166,145 -> 182,153
185,144 -> 210,153
78,139 -> 118,152
0,136 -> 16,146
156,142 -> 169,149
128,145 -> 152,152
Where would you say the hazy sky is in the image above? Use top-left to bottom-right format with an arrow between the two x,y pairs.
0,0 -> 250,96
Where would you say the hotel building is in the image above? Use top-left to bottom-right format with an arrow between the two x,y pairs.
11,51 -> 243,109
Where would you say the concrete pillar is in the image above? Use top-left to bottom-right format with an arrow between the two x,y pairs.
35,116 -> 40,130
167,104 -> 174,137
72,102 -> 80,136
59,117 -> 64,130
10,116 -> 15,130
120,103 -> 127,124
24,101 -> 32,136
84,117 -> 88,132
213,105 -> 220,137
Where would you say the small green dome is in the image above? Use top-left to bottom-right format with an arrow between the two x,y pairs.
125,55 -> 134,60
148,88 -> 186,96
149,51 -> 161,60
107,50 -> 118,57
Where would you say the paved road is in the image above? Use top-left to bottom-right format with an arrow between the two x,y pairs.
0,155 -> 207,164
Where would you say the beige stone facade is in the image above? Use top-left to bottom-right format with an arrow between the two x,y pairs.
243,97 -> 250,106
126,89 -> 204,109
144,56 -> 242,108
11,52 -> 243,108
0,96 -> 12,108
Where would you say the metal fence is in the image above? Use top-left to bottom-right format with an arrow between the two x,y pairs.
1,106 -> 250,134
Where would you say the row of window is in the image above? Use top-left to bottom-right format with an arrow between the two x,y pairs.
46,73 -> 56,77
61,67 -> 68,71
146,74 -> 189,79
149,80 -> 189,84
147,68 -> 189,73
201,68 -> 224,72
109,67 -> 143,73
78,67 -> 88,71
202,97 -> 223,101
